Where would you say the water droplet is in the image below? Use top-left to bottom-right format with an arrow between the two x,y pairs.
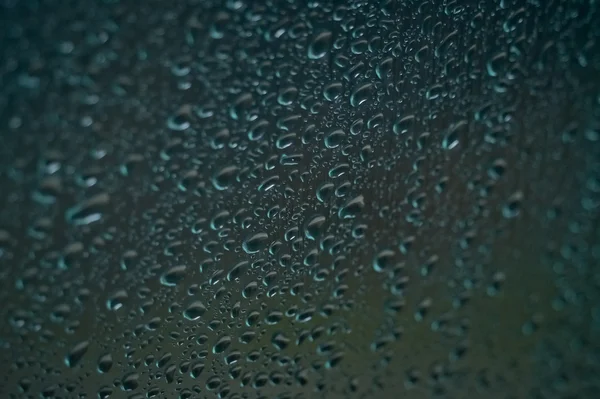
183,301 -> 207,320
212,165 -> 239,191
503,191 -> 524,218
374,249 -> 395,272
308,31 -> 332,60
324,129 -> 346,148
65,193 -> 110,226
242,232 -> 269,254
160,265 -> 188,286
97,353 -> 113,373
65,340 -> 89,368
339,195 -> 365,219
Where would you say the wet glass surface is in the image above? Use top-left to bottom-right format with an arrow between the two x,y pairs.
0,0 -> 599,398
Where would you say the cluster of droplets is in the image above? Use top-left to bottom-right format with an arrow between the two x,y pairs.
0,0 -> 599,398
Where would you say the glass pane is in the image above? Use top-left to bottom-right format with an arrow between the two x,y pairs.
0,0 -> 598,398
